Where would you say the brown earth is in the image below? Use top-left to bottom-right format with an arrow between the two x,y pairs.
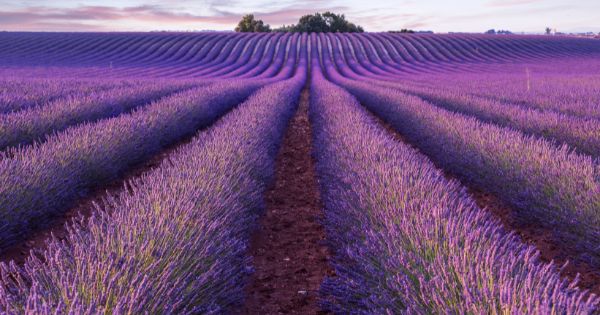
239,88 -> 333,314
0,129 -> 202,266
375,115 -> 600,297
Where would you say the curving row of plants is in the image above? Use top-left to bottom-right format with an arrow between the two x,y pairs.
0,72 -> 306,313
0,81 -> 262,251
310,59 -> 598,314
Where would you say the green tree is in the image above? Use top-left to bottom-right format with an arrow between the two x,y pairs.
274,12 -> 364,33
295,13 -> 329,32
235,14 -> 271,32
323,12 -> 363,33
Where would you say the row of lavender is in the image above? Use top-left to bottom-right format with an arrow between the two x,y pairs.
315,33 -> 600,268
0,81 -> 195,151
0,33 -> 304,152
318,32 -> 600,123
310,56 -> 598,313
352,75 -> 600,158
0,34 -> 305,251
0,35 -> 308,313
0,71 -> 305,313
2,32 -> 599,76
323,36 -> 600,156
0,30 -> 599,313
0,79 -> 121,113
0,32 -> 299,79
0,81 -> 261,251
0,33 -> 303,113
399,69 -> 600,120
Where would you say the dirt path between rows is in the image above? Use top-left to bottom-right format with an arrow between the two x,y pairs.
239,88 -> 332,314
373,114 -> 600,297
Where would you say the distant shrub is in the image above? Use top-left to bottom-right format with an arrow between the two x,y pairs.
389,29 -> 416,33
485,29 -> 513,35
235,14 -> 271,33
273,12 -> 364,33
389,29 -> 433,34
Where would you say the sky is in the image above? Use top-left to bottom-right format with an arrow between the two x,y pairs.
0,0 -> 598,33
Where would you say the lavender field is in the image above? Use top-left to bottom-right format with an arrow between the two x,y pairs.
0,31 -> 600,314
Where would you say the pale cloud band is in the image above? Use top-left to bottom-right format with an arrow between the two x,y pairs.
0,0 -> 597,33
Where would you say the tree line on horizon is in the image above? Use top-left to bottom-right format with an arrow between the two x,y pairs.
235,12 -> 364,33
235,13 -> 595,36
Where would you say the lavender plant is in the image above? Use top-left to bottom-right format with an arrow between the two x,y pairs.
310,63 -> 598,314
0,79 -> 117,113
0,81 -> 262,251
383,82 -> 600,158
326,67 -> 600,267
0,81 -> 195,150
0,73 -> 305,313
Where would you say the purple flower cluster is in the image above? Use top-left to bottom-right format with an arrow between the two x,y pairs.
0,72 -> 305,313
328,76 -> 600,267
310,55 -> 598,314
0,79 -> 117,113
0,81 -> 262,251
0,81 -> 195,150
392,83 -> 600,158
425,72 -> 600,120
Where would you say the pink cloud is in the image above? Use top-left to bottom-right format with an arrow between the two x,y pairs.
0,5 -> 243,31
245,7 -> 349,25
0,4 -> 355,31
0,0 -> 364,31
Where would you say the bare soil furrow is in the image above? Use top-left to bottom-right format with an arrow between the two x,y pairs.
240,88 -> 332,314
